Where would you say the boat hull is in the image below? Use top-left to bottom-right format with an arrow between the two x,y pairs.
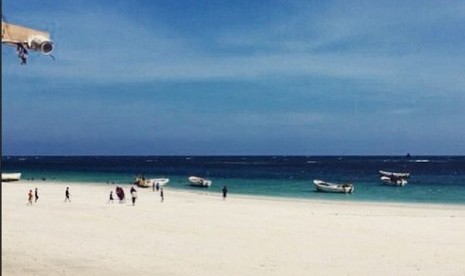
2,173 -> 21,182
188,176 -> 212,187
134,177 -> 170,188
379,170 -> 410,178
151,178 -> 169,187
380,176 -> 408,186
313,180 -> 354,193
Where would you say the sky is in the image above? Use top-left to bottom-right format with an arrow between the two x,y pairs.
2,0 -> 465,155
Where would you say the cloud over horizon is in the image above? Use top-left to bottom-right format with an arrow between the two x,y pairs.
3,0 -> 465,155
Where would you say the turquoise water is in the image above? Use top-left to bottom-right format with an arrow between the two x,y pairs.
2,156 -> 465,205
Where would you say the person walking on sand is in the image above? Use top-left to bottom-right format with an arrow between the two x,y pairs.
65,187 -> 71,202
131,187 -> 137,206
34,187 -> 39,203
108,190 -> 114,203
222,185 -> 228,200
27,190 -> 33,206
160,188 -> 164,202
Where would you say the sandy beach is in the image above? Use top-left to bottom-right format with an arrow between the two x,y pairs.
2,181 -> 465,276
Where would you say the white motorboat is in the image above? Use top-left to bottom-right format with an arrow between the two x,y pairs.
151,178 -> 169,187
134,176 -> 169,188
1,173 -> 21,182
188,176 -> 212,187
379,170 -> 410,178
379,170 -> 409,186
380,176 -> 408,186
313,179 -> 354,193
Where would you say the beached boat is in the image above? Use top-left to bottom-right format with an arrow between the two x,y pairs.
134,176 -> 151,188
379,170 -> 410,178
134,176 -> 170,188
188,176 -> 212,187
313,179 -> 354,193
380,176 -> 408,186
1,173 -> 21,182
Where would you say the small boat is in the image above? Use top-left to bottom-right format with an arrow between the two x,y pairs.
313,179 -> 354,193
379,170 -> 410,178
379,170 -> 409,186
380,176 -> 408,186
188,176 -> 212,187
134,175 -> 169,188
2,173 -> 21,182
151,178 -> 169,187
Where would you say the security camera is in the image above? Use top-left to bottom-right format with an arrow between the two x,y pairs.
27,35 -> 54,54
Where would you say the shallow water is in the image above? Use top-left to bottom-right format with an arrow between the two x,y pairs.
2,156 -> 465,205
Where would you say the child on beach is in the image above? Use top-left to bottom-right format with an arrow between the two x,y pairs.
160,188 -> 164,202
27,190 -> 33,206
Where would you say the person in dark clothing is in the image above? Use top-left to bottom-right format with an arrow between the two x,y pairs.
156,182 -> 160,192
160,188 -> 164,202
131,187 -> 137,206
222,185 -> 228,200
65,187 -> 71,202
108,190 -> 114,203
34,187 -> 39,203
116,187 -> 125,203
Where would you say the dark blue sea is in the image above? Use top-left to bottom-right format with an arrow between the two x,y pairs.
2,156 -> 465,205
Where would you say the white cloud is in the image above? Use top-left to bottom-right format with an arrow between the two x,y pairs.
3,0 -> 465,96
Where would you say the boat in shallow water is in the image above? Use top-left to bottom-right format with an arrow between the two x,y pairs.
134,175 -> 169,188
379,170 -> 410,178
379,170 -> 409,186
188,176 -> 212,187
380,176 -> 408,186
151,178 -> 169,187
313,179 -> 354,193
1,173 -> 21,182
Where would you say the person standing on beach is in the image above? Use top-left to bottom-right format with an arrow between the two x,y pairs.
109,190 -> 114,203
65,187 -> 71,202
27,190 -> 33,206
222,185 -> 228,200
34,187 -> 39,203
131,186 -> 137,206
160,188 -> 164,202
156,182 -> 160,192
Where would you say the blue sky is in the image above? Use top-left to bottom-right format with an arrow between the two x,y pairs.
2,0 -> 465,155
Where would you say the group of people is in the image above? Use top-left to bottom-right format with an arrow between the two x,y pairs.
151,181 -> 165,202
27,188 -> 39,206
27,186 -> 71,205
27,184 -> 228,206
108,185 -> 164,206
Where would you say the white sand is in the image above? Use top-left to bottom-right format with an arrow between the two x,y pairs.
2,181 -> 465,276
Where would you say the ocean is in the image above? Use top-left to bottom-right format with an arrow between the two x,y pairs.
2,156 -> 465,205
